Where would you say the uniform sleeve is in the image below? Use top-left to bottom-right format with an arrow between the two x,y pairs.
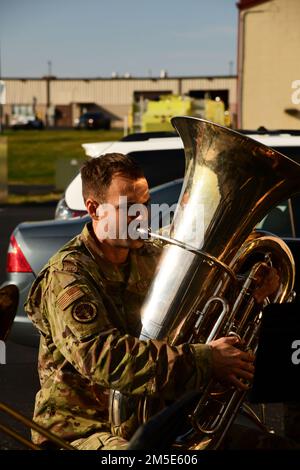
45,270 -> 212,401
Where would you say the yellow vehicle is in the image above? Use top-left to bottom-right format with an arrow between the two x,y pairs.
130,94 -> 231,133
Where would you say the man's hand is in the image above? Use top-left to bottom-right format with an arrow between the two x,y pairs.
253,265 -> 280,304
208,336 -> 255,390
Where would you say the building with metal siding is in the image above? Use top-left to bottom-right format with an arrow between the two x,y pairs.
237,0 -> 300,129
2,75 -> 237,128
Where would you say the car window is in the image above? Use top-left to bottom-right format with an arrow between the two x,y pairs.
128,149 -> 185,187
288,195 -> 300,237
149,181 -> 183,231
256,201 -> 293,237
274,147 -> 300,163
150,182 -> 183,206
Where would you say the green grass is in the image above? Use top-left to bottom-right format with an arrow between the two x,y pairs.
4,128 -> 123,185
6,192 -> 62,205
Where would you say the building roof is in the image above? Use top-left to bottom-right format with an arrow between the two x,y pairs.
237,0 -> 271,10
1,75 -> 237,81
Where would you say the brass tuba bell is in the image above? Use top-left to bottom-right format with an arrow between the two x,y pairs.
110,116 -> 300,449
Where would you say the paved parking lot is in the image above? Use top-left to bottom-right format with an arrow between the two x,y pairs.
0,341 -> 38,449
0,203 -> 55,449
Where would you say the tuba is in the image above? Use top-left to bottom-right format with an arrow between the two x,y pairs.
110,116 -> 300,449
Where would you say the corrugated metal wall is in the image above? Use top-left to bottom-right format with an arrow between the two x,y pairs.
5,80 -> 47,104
4,77 -> 236,106
50,79 -> 180,105
3,76 -> 237,125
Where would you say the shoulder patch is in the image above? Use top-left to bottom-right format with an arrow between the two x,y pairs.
62,260 -> 79,273
57,286 -> 85,310
55,272 -> 77,289
72,302 -> 98,323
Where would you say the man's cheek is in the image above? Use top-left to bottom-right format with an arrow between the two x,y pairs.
95,216 -> 118,240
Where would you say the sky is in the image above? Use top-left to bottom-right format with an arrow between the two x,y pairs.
0,0 -> 238,78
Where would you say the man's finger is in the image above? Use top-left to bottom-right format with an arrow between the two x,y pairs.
238,350 -> 255,362
227,374 -> 249,391
237,360 -> 255,372
223,336 -> 240,344
232,368 -> 254,381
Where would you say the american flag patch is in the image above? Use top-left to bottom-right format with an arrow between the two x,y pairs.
57,286 -> 85,311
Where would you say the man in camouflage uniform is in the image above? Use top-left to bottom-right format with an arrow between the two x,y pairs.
25,153 -> 269,450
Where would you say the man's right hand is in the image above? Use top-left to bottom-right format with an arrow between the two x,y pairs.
207,336 -> 255,390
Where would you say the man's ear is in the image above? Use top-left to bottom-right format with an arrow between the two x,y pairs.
85,198 -> 99,220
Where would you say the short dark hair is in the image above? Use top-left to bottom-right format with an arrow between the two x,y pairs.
81,153 -> 144,202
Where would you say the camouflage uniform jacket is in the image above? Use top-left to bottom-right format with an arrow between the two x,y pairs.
25,222 -> 212,446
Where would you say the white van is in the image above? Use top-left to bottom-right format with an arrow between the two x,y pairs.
55,130 -> 300,220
